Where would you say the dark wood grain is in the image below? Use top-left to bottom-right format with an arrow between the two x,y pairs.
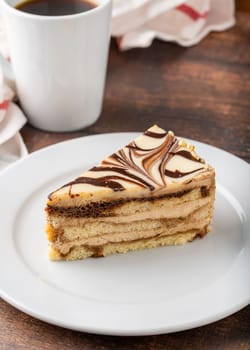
0,300 -> 249,350
1,11 -> 250,350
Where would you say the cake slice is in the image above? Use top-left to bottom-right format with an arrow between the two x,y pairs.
45,125 -> 215,261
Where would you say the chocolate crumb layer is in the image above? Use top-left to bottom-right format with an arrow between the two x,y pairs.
201,186 -> 209,197
46,189 -> 198,218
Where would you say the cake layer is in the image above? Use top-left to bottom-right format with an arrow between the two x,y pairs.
52,218 -> 210,255
46,185 -> 215,244
47,184 -> 214,225
47,196 -> 212,233
50,203 -> 212,256
49,229 -> 207,261
53,202 -> 211,241
62,209 -> 210,242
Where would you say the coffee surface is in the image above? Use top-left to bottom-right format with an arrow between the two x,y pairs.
15,0 -> 97,16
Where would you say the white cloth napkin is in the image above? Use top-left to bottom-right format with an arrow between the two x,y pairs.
0,17 -> 27,171
111,0 -> 235,50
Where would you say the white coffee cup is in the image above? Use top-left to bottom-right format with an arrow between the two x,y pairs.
1,0 -> 112,132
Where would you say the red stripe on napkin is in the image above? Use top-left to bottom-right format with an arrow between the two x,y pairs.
176,4 -> 209,21
0,100 -> 9,110
117,36 -> 124,50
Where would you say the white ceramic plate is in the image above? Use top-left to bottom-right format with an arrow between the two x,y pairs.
0,133 -> 249,336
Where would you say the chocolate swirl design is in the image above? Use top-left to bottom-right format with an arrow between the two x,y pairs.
57,127 -> 206,197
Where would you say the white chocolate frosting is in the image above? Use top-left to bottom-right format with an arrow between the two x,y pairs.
49,125 -> 212,202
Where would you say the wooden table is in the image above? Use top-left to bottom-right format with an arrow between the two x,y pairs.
1,11 -> 249,350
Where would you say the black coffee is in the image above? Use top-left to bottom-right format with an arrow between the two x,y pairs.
15,0 -> 98,16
